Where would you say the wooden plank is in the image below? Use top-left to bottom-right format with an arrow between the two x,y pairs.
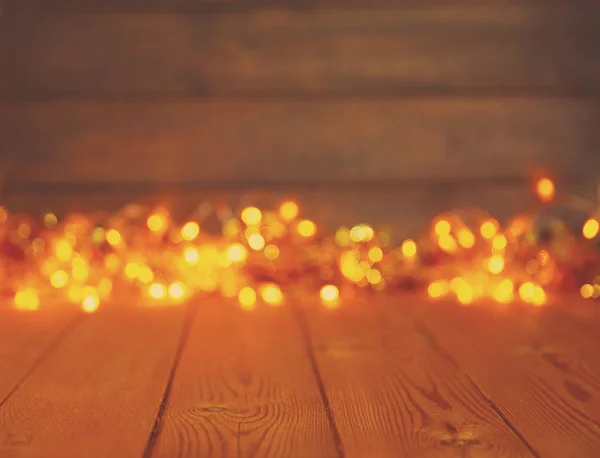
3,182 -> 598,240
411,300 -> 600,457
0,305 -> 188,458
0,308 -> 77,406
300,298 -> 535,457
149,301 -> 339,458
1,6 -> 599,98
2,99 -> 600,185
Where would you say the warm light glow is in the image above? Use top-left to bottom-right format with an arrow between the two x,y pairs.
147,213 -> 168,233
494,279 -> 514,303
487,255 -> 505,274
168,282 -> 186,300
14,289 -> 39,311
106,229 -> 122,247
183,247 -> 200,264
438,234 -> 457,253
82,295 -> 99,313
279,201 -> 299,222
368,246 -> 384,263
434,220 -> 451,237
238,287 -> 257,310
536,177 -> 555,202
241,207 -> 262,226
44,213 -> 58,229
261,284 -> 283,306
583,218 -> 600,240
492,235 -> 507,251
480,219 -> 498,239
298,220 -> 317,238
50,270 -> 69,289
149,283 -> 167,300
247,233 -> 266,251
457,228 -> 475,249
181,222 -> 200,241
54,239 -> 73,262
428,281 -> 447,298
226,243 -> 248,262
320,284 -> 340,308
264,244 -> 280,260
401,239 -> 417,257
581,283 -> 594,299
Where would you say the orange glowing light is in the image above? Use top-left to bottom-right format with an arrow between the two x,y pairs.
50,270 -> 69,289
279,201 -> 299,222
14,289 -> 39,311
480,219 -> 498,239
298,220 -> 317,238
147,213 -> 168,233
434,220 -> 451,237
264,244 -> 280,260
43,213 -> 58,229
320,284 -> 340,307
438,234 -> 458,253
149,283 -> 167,300
261,284 -> 283,306
241,207 -> 262,226
494,279 -> 514,303
247,233 -> 266,251
492,234 -> 507,251
106,229 -> 122,247
54,239 -> 73,262
238,287 -> 257,310
183,247 -> 200,264
428,281 -> 447,298
581,284 -> 594,299
181,222 -> 200,241
224,243 -> 245,263
457,229 -> 475,249
536,177 -> 555,202
583,218 -> 600,240
401,239 -> 417,257
168,282 -> 186,300
82,295 -> 99,313
487,255 -> 505,274
368,246 -> 384,263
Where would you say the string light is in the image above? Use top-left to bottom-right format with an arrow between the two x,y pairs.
3,178 -> 600,314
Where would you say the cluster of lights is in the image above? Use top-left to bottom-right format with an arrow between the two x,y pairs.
2,177 -> 600,313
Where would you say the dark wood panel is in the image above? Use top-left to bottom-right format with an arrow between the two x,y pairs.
3,182 -> 598,240
150,301 -> 338,458
412,301 -> 600,457
1,6 -> 599,97
301,299 -> 534,457
2,99 -> 599,185
0,306 -> 186,458
0,308 -> 76,405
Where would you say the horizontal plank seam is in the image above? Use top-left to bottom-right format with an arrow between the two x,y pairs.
292,303 -> 345,458
1,177 -> 593,195
2,0 -> 599,14
142,302 -> 198,458
410,316 -> 541,457
0,313 -> 84,409
3,90 -> 600,104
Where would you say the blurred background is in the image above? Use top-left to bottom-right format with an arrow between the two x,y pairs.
1,0 -> 599,237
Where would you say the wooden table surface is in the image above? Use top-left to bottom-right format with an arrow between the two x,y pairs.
1,296 -> 599,458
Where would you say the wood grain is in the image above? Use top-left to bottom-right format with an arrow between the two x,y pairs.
0,305 -> 187,458
2,99 -> 599,185
300,298 -> 535,458
3,182 -> 598,240
411,300 -> 600,457
0,308 -> 76,405
1,6 -> 599,97
149,301 -> 339,458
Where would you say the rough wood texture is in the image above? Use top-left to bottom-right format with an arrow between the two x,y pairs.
2,99 -> 599,186
149,302 -> 338,458
300,299 -> 535,458
0,308 -> 76,405
411,300 -> 600,458
0,306 -> 187,458
3,183 -> 598,240
1,6 -> 599,98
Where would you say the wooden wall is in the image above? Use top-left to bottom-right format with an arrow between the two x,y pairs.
1,0 -> 599,233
